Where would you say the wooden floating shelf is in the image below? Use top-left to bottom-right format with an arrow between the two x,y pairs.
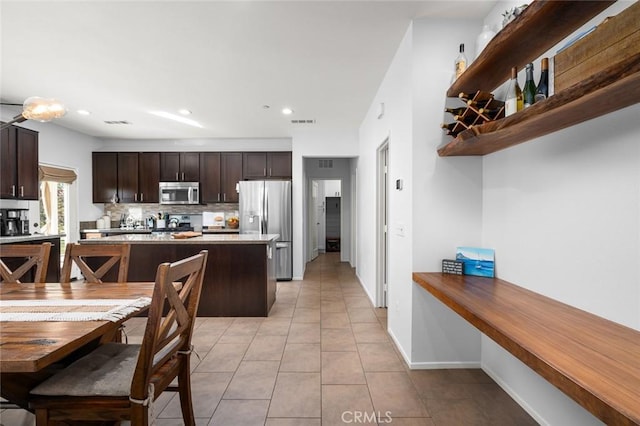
438,54 -> 640,157
447,0 -> 614,97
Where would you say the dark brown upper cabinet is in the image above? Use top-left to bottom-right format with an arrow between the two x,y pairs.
93,152 -> 159,204
92,152 -> 118,203
160,152 -> 200,181
201,152 -> 243,203
200,152 -> 221,203
1,126 -> 39,200
138,152 -> 160,203
243,152 -> 292,180
117,152 -> 160,203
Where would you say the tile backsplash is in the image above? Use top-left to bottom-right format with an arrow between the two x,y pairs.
80,203 -> 239,230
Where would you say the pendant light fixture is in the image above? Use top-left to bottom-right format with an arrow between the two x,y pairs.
0,97 -> 66,130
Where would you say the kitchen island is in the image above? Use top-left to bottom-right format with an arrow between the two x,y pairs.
0,234 -> 63,282
79,233 -> 278,316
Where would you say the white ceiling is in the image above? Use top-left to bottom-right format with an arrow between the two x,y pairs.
1,1 -> 495,140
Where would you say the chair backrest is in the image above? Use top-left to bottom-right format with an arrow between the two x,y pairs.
0,242 -> 52,283
130,250 -> 208,403
61,243 -> 131,283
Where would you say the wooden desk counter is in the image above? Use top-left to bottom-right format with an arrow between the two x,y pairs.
413,272 -> 640,426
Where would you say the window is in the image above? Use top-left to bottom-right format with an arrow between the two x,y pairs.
38,165 -> 77,269
40,181 -> 69,253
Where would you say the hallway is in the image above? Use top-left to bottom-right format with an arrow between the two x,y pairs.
1,253 -> 536,425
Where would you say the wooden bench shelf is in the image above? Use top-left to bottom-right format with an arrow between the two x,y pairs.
413,272 -> 640,425
439,0 -> 640,157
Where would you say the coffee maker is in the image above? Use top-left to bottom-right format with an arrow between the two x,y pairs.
0,208 -> 29,236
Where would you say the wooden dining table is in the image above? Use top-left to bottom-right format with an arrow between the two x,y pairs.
0,281 -> 157,409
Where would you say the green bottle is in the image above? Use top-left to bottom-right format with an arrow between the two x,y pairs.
523,63 -> 536,108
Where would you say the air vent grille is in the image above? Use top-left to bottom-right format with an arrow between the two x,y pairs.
319,159 -> 333,169
104,120 -> 131,125
291,119 -> 315,124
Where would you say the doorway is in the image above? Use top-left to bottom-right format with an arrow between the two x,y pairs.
309,181 -> 319,261
302,157 -> 356,277
309,179 -> 341,256
377,141 -> 389,307
38,164 -> 79,277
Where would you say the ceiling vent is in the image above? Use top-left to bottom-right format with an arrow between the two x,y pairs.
104,120 -> 131,125
319,159 -> 333,169
291,119 -> 315,124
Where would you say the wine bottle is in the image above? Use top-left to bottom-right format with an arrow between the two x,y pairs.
462,91 -> 494,108
535,57 -> 549,102
478,107 -> 501,115
444,107 -> 467,116
505,67 -> 523,117
441,122 -> 456,131
454,43 -> 467,79
523,63 -> 536,107
453,114 -> 476,124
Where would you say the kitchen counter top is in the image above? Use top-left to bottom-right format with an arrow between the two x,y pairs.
0,234 -> 65,244
80,233 -> 279,244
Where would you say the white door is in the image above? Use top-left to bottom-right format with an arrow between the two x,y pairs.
377,142 -> 389,307
310,181 -> 319,260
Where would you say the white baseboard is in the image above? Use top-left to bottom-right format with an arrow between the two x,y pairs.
387,323 -> 480,369
410,360 -> 481,369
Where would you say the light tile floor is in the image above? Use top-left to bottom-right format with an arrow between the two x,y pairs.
0,253 -> 537,425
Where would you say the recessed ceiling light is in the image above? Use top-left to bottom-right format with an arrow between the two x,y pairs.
77,109 -> 91,116
282,107 -> 294,115
149,111 -> 203,128
178,109 -> 192,116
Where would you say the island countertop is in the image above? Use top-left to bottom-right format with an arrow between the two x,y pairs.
0,234 -> 65,244
80,233 -> 279,245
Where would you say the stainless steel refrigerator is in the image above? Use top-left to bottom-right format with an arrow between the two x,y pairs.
239,180 -> 292,280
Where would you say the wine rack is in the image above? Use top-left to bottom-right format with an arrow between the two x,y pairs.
441,91 -> 505,138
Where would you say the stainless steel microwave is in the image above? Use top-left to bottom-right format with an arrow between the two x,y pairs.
159,182 -> 200,205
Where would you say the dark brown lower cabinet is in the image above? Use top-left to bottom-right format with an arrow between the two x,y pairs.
0,237 -> 61,282
84,241 -> 276,317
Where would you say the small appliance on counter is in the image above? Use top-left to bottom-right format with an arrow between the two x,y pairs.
152,215 -> 194,233
0,208 -> 30,237
203,211 -> 226,229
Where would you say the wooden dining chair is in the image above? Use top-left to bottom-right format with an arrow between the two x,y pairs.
0,242 -> 52,283
60,242 -> 130,283
29,250 -> 209,426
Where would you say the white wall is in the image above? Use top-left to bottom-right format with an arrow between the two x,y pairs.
481,102 -> 640,426
96,137 -> 291,152
358,18 -> 484,367
410,18 -> 486,367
